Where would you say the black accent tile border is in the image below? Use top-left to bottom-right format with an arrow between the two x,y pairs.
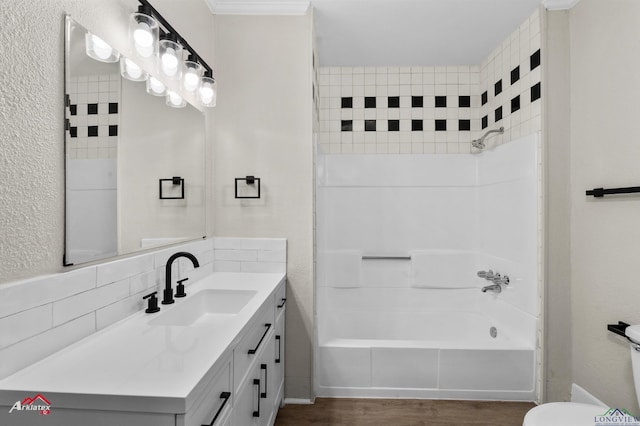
388,96 -> 400,108
109,125 -> 118,136
511,95 -> 521,113
435,120 -> 447,131
88,126 -> 99,137
495,80 -> 502,96
70,105 -> 77,116
341,120 -> 353,131
458,120 -> 471,131
88,104 -> 98,115
531,82 -> 541,102
495,106 -> 503,122
388,119 -> 400,131
365,97 -> 376,108
482,115 -> 488,129
412,96 -> 423,108
530,49 -> 541,71
481,91 -> 488,106
341,97 -> 352,108
511,66 -> 520,85
412,120 -> 423,131
459,96 -> 470,108
435,96 -> 447,108
109,103 -> 118,114
70,127 -> 77,138
365,119 -> 376,131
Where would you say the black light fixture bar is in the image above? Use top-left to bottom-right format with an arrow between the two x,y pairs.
138,0 -> 213,76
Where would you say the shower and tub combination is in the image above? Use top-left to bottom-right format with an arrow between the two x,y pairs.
315,133 -> 539,401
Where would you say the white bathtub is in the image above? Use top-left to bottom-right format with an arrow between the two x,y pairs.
317,308 -> 536,400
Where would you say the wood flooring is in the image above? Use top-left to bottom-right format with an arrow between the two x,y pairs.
275,398 -> 535,426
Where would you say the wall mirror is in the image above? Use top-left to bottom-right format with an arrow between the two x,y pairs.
64,16 -> 206,266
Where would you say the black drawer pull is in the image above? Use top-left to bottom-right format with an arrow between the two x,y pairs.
277,298 -> 287,308
260,363 -> 268,398
275,335 -> 281,363
248,323 -> 272,355
252,379 -> 261,417
202,391 -> 231,426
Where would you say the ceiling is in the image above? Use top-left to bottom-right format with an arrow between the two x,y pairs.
207,0 -> 580,66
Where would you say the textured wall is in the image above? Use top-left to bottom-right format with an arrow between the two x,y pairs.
0,0 -> 213,284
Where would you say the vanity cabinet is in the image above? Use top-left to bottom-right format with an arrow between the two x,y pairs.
0,273 -> 285,426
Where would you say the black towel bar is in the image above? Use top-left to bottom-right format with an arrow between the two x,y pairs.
586,186 -> 640,197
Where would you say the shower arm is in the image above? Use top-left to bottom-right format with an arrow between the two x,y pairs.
475,126 -> 504,144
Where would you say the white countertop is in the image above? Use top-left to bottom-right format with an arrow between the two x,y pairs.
0,272 -> 285,414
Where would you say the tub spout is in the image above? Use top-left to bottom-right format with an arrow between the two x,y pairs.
481,284 -> 502,293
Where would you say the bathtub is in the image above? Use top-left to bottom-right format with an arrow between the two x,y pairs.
316,303 -> 536,400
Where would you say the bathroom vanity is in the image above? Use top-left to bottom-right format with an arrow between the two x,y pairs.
0,272 -> 286,426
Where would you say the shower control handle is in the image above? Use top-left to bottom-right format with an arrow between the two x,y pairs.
477,270 -> 495,280
493,275 -> 510,286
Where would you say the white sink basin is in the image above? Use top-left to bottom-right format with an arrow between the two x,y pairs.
149,289 -> 257,326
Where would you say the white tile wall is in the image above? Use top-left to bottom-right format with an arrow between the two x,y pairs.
318,9 -> 542,155
66,73 -> 120,160
0,236 -> 287,379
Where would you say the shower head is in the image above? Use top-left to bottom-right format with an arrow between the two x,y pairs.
471,126 -> 504,151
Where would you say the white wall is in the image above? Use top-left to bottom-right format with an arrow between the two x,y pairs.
567,0 -> 640,413
212,14 -> 315,400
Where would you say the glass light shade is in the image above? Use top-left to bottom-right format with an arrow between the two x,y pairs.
120,57 -> 148,82
146,76 -> 167,96
129,11 -> 159,59
159,39 -> 182,80
166,90 -> 186,108
182,60 -> 203,92
85,32 -> 119,63
199,76 -> 217,107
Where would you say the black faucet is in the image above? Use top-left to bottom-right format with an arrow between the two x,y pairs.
162,251 -> 200,305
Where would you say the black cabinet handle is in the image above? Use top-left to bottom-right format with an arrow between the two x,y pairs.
275,335 -> 281,364
260,364 -> 268,398
252,379 -> 261,417
201,391 -> 231,426
248,323 -> 272,355
277,298 -> 287,309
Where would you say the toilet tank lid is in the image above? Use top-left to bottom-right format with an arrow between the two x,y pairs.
626,325 -> 640,343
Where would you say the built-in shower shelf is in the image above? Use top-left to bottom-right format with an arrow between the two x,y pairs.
586,186 -> 640,198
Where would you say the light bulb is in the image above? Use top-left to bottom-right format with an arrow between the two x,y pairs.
133,22 -> 154,57
166,90 -> 186,108
184,70 -> 200,92
200,86 -> 214,104
91,35 -> 113,60
126,59 -> 143,79
161,48 -> 179,76
148,77 -> 166,95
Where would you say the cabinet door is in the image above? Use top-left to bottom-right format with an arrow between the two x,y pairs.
234,302 -> 275,393
178,355 -> 233,426
273,308 -> 285,410
232,362 -> 262,426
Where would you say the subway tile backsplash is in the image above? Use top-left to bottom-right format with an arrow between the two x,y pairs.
318,8 -> 541,154
0,237 -> 286,379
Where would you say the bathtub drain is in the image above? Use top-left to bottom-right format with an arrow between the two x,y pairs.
490,326 -> 497,338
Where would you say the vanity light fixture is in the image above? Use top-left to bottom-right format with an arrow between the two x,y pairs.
129,5 -> 159,59
85,32 -> 119,63
135,0 -> 217,108
166,90 -> 186,108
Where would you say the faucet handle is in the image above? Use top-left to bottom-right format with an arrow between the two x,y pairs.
175,278 -> 188,298
143,291 -> 160,314
493,275 -> 510,285
477,270 -> 494,280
